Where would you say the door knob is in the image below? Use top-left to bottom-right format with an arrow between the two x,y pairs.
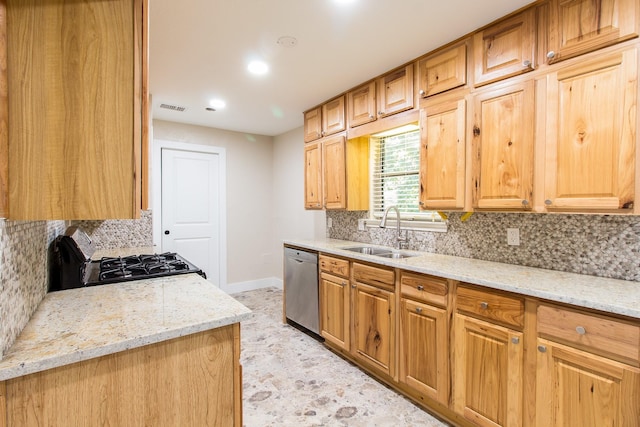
164,230 -> 170,235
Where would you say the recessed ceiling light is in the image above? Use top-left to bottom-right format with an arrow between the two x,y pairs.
333,0 -> 357,4
209,99 -> 226,109
248,60 -> 269,75
277,36 -> 298,48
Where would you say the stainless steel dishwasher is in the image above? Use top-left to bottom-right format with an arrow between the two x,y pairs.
284,247 -> 319,335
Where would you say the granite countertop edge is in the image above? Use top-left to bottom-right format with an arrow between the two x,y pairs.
0,274 -> 252,381
284,238 -> 640,319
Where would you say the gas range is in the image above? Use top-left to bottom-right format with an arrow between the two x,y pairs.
50,226 -> 206,292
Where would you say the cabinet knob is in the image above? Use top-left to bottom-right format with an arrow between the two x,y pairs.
351,284 -> 356,289
576,326 -> 586,335
547,51 -> 556,60
511,337 -> 520,344
480,301 -> 489,310
522,60 -> 532,69
419,201 -> 425,206
341,281 -> 347,287
522,199 -> 529,206
538,345 -> 547,353
544,199 -> 552,206
417,285 -> 424,291
419,89 -> 425,96
416,307 -> 423,313
378,111 -> 384,116
369,115 -> 375,119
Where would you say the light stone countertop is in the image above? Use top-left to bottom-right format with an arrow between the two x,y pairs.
285,238 -> 640,320
0,274 -> 252,381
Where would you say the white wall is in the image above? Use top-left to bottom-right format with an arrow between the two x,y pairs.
153,120 -> 274,285
272,127 -> 326,278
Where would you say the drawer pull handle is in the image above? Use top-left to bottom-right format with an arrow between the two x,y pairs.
480,302 -> 489,310
511,337 -> 520,345
416,307 -> 423,313
538,345 -> 547,353
417,285 -> 424,291
576,326 -> 586,335
341,281 -> 346,287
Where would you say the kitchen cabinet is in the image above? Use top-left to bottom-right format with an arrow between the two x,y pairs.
419,96 -> 466,210
319,255 -> 351,351
304,141 -> 323,209
535,303 -> 640,426
347,81 -> 377,128
377,64 -> 414,118
544,48 -> 637,212
303,107 -> 323,142
398,272 -> 449,405
352,262 -> 396,378
7,0 -> 147,220
473,8 -> 536,86
453,284 -> 525,427
304,96 -> 346,143
417,42 -> 468,98
472,79 -> 535,210
546,0 -> 639,64
304,134 -> 368,211
2,325 -> 243,427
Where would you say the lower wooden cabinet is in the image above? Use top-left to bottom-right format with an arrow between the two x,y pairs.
453,313 -> 524,427
399,298 -> 449,405
535,338 -> 640,427
319,271 -> 350,351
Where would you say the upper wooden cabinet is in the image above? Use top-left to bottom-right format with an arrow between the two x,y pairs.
544,49 -> 637,212
323,135 -> 347,209
417,43 -> 468,98
7,0 -> 147,220
347,81 -> 377,128
419,97 -> 466,210
472,80 -> 535,210
547,0 -> 639,64
304,142 -> 323,210
473,8 -> 537,86
377,64 -> 414,118
304,96 -> 346,142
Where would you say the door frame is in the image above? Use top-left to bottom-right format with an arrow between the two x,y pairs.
152,139 -> 227,288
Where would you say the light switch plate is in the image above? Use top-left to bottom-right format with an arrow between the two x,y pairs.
358,219 -> 366,231
507,228 -> 520,246
327,218 -> 333,228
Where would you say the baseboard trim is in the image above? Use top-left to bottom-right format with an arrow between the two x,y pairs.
222,277 -> 283,294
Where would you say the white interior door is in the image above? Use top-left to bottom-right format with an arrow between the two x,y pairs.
160,147 -> 224,286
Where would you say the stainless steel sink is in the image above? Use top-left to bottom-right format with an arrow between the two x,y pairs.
342,246 -> 392,255
376,252 -> 417,259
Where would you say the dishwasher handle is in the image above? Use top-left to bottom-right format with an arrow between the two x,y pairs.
284,247 -> 318,264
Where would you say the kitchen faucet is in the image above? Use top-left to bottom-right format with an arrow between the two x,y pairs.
379,205 -> 407,250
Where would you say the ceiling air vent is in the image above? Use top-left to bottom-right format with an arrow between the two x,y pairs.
159,103 -> 187,112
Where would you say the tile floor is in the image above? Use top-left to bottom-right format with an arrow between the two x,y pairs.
234,287 -> 451,427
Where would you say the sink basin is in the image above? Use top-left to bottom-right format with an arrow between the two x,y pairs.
376,252 -> 417,259
342,246 -> 392,256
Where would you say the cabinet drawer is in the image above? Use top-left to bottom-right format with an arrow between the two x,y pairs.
353,262 -> 395,291
538,304 -> 640,365
456,284 -> 524,329
319,255 -> 349,278
400,271 -> 448,307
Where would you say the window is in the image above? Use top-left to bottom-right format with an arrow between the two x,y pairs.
370,126 -> 444,226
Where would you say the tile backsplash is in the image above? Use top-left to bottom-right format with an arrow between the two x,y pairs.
0,219 -> 66,358
72,210 -> 153,250
327,211 -> 640,281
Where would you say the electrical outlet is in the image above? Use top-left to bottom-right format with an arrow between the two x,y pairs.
327,218 -> 333,228
507,228 -> 520,246
358,219 -> 366,231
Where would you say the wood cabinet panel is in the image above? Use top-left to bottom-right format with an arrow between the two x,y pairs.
7,0 -> 144,220
322,96 -> 346,137
348,81 -> 376,128
3,326 -> 241,427
399,298 -> 449,405
319,254 -> 349,278
547,0 -> 639,64
304,142 -> 323,209
352,262 -> 395,291
472,80 -> 535,210
323,135 -> 346,209
457,284 -> 525,329
418,43 -> 467,98
377,64 -> 414,117
304,107 -> 322,142
353,281 -> 395,377
419,97 -> 466,210
473,8 -> 536,86
320,271 -> 350,351
544,49 -> 636,211
400,271 -> 448,307
536,338 -> 640,427
454,313 -> 524,427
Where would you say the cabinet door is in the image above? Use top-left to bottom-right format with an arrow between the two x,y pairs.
304,107 -> 322,142
418,43 -> 467,98
473,8 -> 536,86
453,313 -> 523,427
377,64 -> 414,118
319,272 -> 350,351
304,142 -> 323,209
348,82 -> 377,128
322,96 -> 346,136
399,298 -> 449,405
419,98 -> 466,210
547,0 -> 639,64
353,282 -> 395,378
536,338 -> 640,427
323,135 -> 347,210
472,80 -> 534,210
544,49 -> 636,211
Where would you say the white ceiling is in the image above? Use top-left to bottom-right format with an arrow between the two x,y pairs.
149,0 -> 534,137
